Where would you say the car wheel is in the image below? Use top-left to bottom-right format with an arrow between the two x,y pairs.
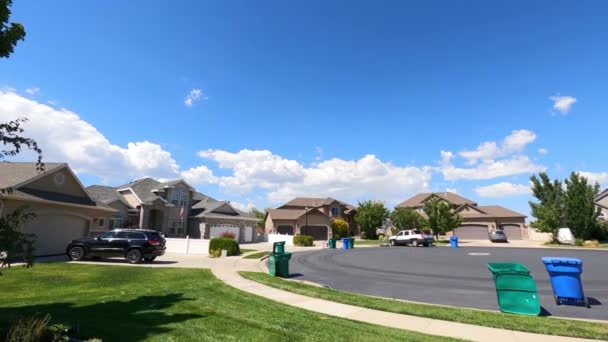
412,240 -> 418,247
389,239 -> 396,246
126,249 -> 143,264
144,257 -> 156,262
68,246 -> 85,261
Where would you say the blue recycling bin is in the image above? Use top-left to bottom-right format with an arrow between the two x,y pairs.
450,236 -> 459,248
542,257 -> 588,306
341,237 -> 350,250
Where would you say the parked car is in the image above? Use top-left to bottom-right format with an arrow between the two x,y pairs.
488,229 -> 508,243
66,229 -> 166,264
389,229 -> 434,247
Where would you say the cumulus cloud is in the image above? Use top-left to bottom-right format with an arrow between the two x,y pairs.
181,165 -> 218,186
474,182 -> 531,198
538,148 -> 548,155
25,87 -> 40,96
459,129 -> 536,164
229,200 -> 256,212
184,88 -> 206,107
550,95 -> 577,114
195,149 -> 431,205
0,91 -> 180,183
578,171 -> 608,187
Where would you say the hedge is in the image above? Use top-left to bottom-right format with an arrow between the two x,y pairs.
293,234 -> 314,247
209,237 -> 240,256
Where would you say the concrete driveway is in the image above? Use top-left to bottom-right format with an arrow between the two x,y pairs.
289,246 -> 608,320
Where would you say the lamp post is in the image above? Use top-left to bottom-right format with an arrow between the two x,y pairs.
304,206 -> 309,235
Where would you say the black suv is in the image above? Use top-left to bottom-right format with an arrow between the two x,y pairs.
66,229 -> 166,264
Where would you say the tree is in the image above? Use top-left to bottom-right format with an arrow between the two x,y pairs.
354,200 -> 389,239
1,0 -> 25,58
330,218 -> 349,239
529,172 -> 564,243
390,208 -> 425,231
0,118 -> 43,170
249,208 -> 267,231
422,197 -> 462,239
564,172 -> 601,240
0,207 -> 36,275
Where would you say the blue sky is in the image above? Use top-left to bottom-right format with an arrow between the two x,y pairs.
1,1 -> 607,217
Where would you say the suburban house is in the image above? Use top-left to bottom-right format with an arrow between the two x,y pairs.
265,197 -> 357,240
596,189 -> 608,221
87,178 -> 259,243
0,162 -> 116,256
396,192 -> 527,239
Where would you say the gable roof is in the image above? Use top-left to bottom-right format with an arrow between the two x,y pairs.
279,197 -> 351,208
477,205 -> 526,218
0,162 -> 65,189
191,200 -> 257,220
396,192 -> 477,208
267,208 -> 326,220
596,189 -> 608,202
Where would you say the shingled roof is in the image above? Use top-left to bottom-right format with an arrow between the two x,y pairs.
279,197 -> 352,208
396,192 -> 477,208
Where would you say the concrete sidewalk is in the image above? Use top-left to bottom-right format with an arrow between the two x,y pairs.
211,259 -> 595,342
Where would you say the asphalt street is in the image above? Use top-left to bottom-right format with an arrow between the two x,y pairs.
290,246 -> 608,320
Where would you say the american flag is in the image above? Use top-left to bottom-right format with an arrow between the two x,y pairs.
179,207 -> 184,219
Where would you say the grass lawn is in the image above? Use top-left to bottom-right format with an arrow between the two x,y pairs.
353,239 -> 385,246
543,242 -> 608,249
239,248 -> 257,254
243,251 -> 271,259
0,264 -> 460,342
240,271 -> 608,340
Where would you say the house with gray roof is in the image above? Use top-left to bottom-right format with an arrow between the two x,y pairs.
264,197 -> 358,240
596,189 -> 608,221
87,178 -> 258,242
0,162 -> 116,256
396,192 -> 527,240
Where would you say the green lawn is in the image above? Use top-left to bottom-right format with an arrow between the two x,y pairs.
353,239 -> 385,246
240,271 -> 608,340
239,248 -> 257,254
0,264 -> 459,342
243,251 -> 271,259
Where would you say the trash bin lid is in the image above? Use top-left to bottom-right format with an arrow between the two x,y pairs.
541,257 -> 582,265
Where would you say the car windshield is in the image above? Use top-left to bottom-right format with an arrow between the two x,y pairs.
494,231 -> 505,235
413,230 -> 422,234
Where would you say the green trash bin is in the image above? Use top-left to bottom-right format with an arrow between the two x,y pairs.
273,241 -> 285,254
328,238 -> 336,249
487,262 -> 540,316
268,254 -> 278,276
276,252 -> 292,277
348,237 -> 354,249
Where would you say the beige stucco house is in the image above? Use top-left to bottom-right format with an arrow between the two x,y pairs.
0,162 -> 116,256
396,192 -> 527,239
265,197 -> 357,240
596,189 -> 608,221
87,178 -> 258,243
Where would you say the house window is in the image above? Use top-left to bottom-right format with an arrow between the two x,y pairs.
331,207 -> 339,217
110,216 -> 124,229
171,188 -> 188,207
98,218 -> 105,227
168,220 -> 185,236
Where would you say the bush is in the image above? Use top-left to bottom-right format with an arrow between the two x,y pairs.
209,237 -> 240,256
575,238 -> 584,246
5,314 -> 73,342
331,218 -> 349,239
293,234 -> 314,247
220,231 -> 237,239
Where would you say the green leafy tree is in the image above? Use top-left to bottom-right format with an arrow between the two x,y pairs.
422,197 -> 462,239
0,0 -> 25,58
330,218 -> 349,239
564,172 -> 601,240
0,207 -> 36,275
249,208 -> 267,231
354,200 -> 389,239
390,208 -> 425,230
529,172 -> 564,243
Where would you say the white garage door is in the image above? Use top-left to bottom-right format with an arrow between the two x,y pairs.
499,224 -> 523,240
455,225 -> 489,240
22,214 -> 89,256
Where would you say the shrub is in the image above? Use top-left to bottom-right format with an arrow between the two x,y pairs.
209,248 -> 222,258
575,238 -> 584,246
209,237 -> 240,256
293,234 -> 314,247
220,231 -> 237,239
5,314 -> 72,342
331,218 -> 349,239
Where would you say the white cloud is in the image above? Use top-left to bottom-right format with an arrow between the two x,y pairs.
25,87 -> 40,96
550,95 -> 577,114
538,148 -> 548,155
229,200 -> 256,212
445,188 -> 458,194
184,88 -> 206,107
578,172 -> 608,187
459,129 -> 536,164
197,149 -> 431,205
181,165 -> 218,186
0,91 -> 180,183
474,182 -> 531,198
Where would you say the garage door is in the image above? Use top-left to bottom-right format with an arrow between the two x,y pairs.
455,225 -> 489,240
499,224 -> 523,240
277,225 -> 294,235
300,225 -> 328,240
21,214 -> 89,256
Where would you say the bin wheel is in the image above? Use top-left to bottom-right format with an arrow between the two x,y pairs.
585,298 -> 591,308
554,295 -> 561,306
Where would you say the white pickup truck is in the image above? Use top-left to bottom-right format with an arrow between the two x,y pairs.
389,229 -> 434,247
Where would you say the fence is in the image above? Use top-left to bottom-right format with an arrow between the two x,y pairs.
527,228 -> 552,242
268,233 -> 293,246
165,237 -> 209,255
